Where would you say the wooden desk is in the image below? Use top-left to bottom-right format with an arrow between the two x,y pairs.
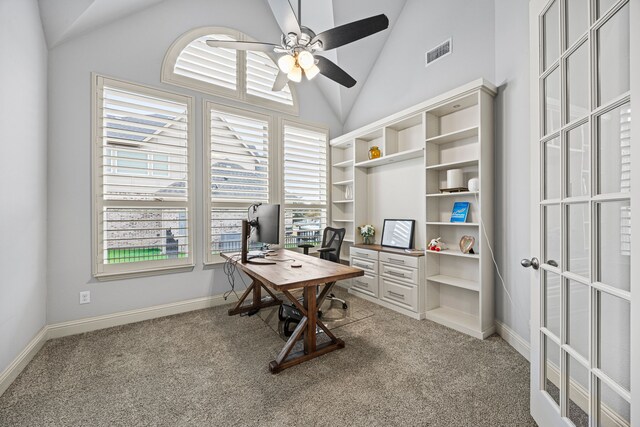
221,249 -> 364,373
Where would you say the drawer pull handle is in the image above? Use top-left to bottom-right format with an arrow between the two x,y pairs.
355,280 -> 367,286
388,271 -> 405,278
353,263 -> 370,270
388,291 -> 405,299
358,253 -> 369,258
387,258 -> 405,264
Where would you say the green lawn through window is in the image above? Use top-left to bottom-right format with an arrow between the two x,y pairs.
107,248 -> 187,263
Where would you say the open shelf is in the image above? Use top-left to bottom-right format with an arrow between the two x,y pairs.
427,274 -> 479,292
426,126 -> 478,145
332,159 -> 354,168
426,191 -> 479,198
426,222 -> 479,226
343,238 -> 354,243
333,179 -> 353,186
333,200 -> 353,204
425,306 -> 479,332
427,249 -> 479,259
354,147 -> 424,168
426,159 -> 479,171
333,219 -> 354,223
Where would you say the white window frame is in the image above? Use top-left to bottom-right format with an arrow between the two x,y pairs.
162,26 -> 299,116
92,74 -> 196,279
281,118 -> 330,251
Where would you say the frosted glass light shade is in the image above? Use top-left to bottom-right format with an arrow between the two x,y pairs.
278,54 -> 296,73
287,65 -> 302,82
298,51 -> 315,69
304,64 -> 320,80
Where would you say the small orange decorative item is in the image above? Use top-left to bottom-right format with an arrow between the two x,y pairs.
368,146 -> 381,160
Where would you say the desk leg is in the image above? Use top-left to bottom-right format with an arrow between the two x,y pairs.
227,279 -> 281,316
268,284 -> 345,374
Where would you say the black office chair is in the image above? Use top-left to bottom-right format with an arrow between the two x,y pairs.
279,227 -> 347,337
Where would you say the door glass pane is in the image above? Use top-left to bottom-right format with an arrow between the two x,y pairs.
598,103 -> 631,194
545,204 -> 561,267
567,123 -> 590,197
567,356 -> 590,427
545,137 -> 561,199
545,68 -> 561,135
567,280 -> 589,359
597,201 -> 631,292
597,4 -> 630,106
597,0 -> 617,19
543,0 -> 560,70
597,379 -> 630,426
544,271 -> 561,337
599,291 -> 630,391
567,43 -> 589,122
568,203 -> 590,278
566,0 -> 589,48
544,335 -> 561,406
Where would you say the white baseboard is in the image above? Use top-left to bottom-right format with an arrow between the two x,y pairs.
495,320 -> 530,361
0,326 -> 48,397
48,293 -> 238,339
1,292 -> 238,397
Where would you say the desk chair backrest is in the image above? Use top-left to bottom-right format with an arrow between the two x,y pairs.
320,227 -> 346,263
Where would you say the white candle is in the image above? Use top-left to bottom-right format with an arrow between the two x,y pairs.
447,169 -> 464,188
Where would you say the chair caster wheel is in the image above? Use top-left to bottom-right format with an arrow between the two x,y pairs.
329,293 -> 336,298
342,303 -> 348,309
318,310 -> 323,319
278,305 -> 285,321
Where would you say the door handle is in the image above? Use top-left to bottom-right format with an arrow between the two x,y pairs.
521,257 -> 540,270
547,260 -> 558,268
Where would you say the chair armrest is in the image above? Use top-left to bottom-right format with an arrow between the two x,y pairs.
316,248 -> 336,253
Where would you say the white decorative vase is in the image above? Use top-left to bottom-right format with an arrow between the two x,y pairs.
468,178 -> 479,192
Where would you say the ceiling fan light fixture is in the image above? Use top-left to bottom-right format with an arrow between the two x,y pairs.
298,50 -> 315,70
304,64 -> 320,80
287,65 -> 302,82
278,54 -> 296,73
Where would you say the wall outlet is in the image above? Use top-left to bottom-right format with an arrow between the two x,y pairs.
79,291 -> 91,304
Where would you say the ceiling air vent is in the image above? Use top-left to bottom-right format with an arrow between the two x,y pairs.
425,39 -> 452,67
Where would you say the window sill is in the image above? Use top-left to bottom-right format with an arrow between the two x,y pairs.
94,264 -> 195,281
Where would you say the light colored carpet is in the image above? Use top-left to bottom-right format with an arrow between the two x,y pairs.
0,288 -> 536,426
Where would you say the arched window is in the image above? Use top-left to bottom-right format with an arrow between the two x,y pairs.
162,27 -> 298,114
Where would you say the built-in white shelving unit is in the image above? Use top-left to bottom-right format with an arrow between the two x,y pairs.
329,79 -> 496,339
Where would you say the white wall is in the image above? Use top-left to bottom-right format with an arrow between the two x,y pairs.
493,0 -> 531,342
0,0 -> 48,372
343,0 -> 496,132
46,0 -> 343,324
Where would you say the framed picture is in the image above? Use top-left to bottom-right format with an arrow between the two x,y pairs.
450,201 -> 470,222
381,219 -> 416,249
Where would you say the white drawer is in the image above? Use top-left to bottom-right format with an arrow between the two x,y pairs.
381,277 -> 418,311
379,252 -> 419,269
350,256 -> 378,274
380,263 -> 417,285
350,247 -> 378,260
351,273 -> 378,298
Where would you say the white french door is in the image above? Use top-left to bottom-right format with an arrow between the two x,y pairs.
529,0 -> 638,426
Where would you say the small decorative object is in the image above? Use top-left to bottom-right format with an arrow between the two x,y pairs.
345,184 -> 353,200
450,201 -> 470,223
428,237 -> 447,252
446,168 -> 464,188
459,235 -> 476,254
368,146 -> 381,160
468,177 -> 479,192
358,224 -> 375,244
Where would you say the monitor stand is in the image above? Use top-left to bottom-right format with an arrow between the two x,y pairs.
241,219 -> 275,265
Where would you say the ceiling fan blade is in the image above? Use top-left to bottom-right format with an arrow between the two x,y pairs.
205,40 -> 278,52
315,56 -> 356,88
267,0 -> 301,36
311,14 -> 389,51
272,71 -> 289,91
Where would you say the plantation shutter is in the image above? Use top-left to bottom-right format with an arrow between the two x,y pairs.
210,108 -> 270,203
283,123 -> 328,248
283,124 -> 327,204
246,51 -> 294,106
94,76 -> 193,275
174,34 -> 237,90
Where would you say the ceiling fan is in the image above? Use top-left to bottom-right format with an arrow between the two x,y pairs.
206,0 -> 389,90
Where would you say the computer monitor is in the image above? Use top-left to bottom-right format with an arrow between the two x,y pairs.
248,203 -> 280,246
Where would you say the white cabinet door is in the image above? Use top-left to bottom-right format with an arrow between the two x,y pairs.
528,0 -> 637,425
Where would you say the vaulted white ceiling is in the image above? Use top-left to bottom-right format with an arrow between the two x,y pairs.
37,0 -> 407,123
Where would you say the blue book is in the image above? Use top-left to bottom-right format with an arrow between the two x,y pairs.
450,202 -> 470,223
